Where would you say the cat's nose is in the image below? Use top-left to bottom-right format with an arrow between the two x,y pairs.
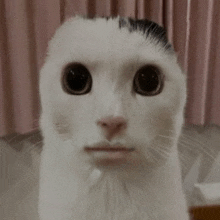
97,116 -> 127,140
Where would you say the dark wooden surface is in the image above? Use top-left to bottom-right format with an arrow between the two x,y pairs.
189,205 -> 220,220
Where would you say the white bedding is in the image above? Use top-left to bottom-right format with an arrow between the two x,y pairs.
1,125 -> 220,219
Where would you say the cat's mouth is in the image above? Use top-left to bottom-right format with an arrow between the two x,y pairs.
84,146 -> 135,152
84,145 -> 135,166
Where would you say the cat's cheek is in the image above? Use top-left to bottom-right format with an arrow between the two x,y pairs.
52,114 -> 72,140
129,98 -> 170,127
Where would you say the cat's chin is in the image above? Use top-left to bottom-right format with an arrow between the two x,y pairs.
92,152 -> 130,166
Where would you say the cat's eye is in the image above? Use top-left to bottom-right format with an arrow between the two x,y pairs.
62,63 -> 92,95
133,65 -> 163,96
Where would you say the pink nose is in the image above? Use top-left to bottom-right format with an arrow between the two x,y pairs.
97,116 -> 127,140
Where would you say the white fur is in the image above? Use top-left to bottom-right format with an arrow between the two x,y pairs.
38,16 -> 189,219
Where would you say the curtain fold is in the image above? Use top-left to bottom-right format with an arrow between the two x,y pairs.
0,0 -> 60,137
0,0 -> 220,137
184,0 -> 220,125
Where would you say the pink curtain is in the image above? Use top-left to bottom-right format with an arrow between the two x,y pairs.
0,0 -> 60,136
184,1 -> 220,125
0,0 -> 220,137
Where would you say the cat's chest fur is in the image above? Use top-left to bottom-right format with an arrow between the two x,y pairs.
39,148 -> 188,220
38,16 -> 189,219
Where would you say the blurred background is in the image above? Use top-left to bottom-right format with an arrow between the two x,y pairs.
1,0 -> 220,219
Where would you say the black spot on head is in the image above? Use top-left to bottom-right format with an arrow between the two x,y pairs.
78,16 -> 172,51
119,17 -> 127,28
119,17 -> 172,51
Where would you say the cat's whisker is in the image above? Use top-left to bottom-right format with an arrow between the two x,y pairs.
23,133 -> 42,144
4,129 -> 41,146
156,145 -> 171,154
179,132 -> 212,149
157,134 -> 177,147
1,134 -> 42,168
143,149 -> 160,164
162,129 -> 178,135
179,139 -> 216,161
149,152 -> 161,164
148,146 -> 170,161
180,133 -> 208,147
5,133 -> 23,144
178,151 -> 195,171
178,141 -> 220,168
158,134 -> 176,140
178,162 -> 190,173
178,140 -> 209,156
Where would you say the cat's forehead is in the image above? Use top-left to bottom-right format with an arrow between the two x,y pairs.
48,16 -> 175,65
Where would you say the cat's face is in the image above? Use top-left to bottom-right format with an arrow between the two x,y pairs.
40,16 -> 186,170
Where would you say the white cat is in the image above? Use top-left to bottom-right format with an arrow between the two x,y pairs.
38,16 -> 189,220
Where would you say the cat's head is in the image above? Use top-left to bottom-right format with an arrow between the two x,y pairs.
39,16 -> 186,170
